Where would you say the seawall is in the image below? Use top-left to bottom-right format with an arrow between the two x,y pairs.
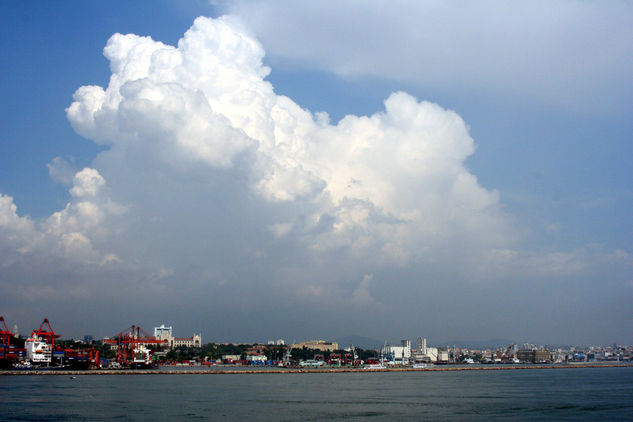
1,363 -> 631,376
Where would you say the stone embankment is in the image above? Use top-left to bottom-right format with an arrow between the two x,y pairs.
1,363 -> 631,376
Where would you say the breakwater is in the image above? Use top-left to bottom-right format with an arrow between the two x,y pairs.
1,363 -> 630,375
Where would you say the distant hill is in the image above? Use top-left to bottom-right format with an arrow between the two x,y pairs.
334,337 -> 522,351
436,339 -> 517,349
335,335 -> 383,351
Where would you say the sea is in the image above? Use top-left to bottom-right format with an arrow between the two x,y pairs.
1,366 -> 632,421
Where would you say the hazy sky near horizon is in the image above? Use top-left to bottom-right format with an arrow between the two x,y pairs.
1,1 -> 631,346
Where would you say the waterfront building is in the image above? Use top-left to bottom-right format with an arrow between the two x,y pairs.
154,324 -> 201,349
437,348 -> 449,362
247,354 -> 268,362
292,340 -> 338,352
247,344 -> 267,356
382,340 -> 412,364
413,337 -> 440,362
222,354 -> 241,362
416,337 -> 427,354
154,324 -> 172,340
172,334 -> 202,348
517,348 -> 551,363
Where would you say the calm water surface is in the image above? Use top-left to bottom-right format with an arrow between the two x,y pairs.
1,367 -> 632,421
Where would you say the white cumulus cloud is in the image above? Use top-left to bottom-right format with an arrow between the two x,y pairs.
0,167 -> 122,266
2,14 -> 630,341
64,16 -> 515,269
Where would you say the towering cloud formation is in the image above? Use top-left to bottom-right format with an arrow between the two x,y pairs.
0,16 -> 516,319
66,16 -> 512,269
16,15 -> 630,340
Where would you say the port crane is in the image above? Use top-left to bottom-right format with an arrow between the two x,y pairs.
0,316 -> 12,346
32,318 -> 61,347
105,325 -> 167,367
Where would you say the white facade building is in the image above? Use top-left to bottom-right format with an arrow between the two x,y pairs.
247,354 -> 268,362
417,337 -> 427,354
154,324 -> 172,340
437,349 -> 449,362
172,334 -> 202,348
382,340 -> 412,363
414,337 -> 440,362
154,324 -> 202,349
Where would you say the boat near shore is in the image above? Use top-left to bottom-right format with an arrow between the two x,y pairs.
363,363 -> 386,370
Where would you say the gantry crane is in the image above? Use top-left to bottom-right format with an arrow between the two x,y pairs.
32,318 -> 61,347
27,318 -> 100,368
0,316 -> 12,346
104,325 -> 167,367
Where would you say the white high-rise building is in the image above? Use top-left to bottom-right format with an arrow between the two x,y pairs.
416,337 -> 427,354
154,324 -> 202,349
154,324 -> 172,340
382,340 -> 412,363
414,337 -> 440,362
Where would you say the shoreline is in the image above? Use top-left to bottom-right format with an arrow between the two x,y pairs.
1,363 -> 631,376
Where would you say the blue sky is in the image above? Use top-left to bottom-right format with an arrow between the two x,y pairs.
1,1 -> 631,346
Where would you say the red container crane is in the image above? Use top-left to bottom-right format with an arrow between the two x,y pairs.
104,325 -> 167,368
32,318 -> 61,347
0,316 -> 12,346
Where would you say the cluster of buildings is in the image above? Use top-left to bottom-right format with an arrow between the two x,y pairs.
91,323 -> 632,365
382,338 -> 452,364
371,338 -> 633,364
380,338 -> 451,364
520,343 -> 633,363
103,324 -> 203,351
222,344 -> 273,363
291,340 -> 338,351
153,324 -> 202,349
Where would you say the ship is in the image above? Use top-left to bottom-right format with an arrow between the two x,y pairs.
2,317 -> 99,370
104,325 -> 165,369
363,356 -> 386,370
299,359 -> 325,367
129,344 -> 157,369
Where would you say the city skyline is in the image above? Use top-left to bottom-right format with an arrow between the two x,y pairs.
0,1 -> 631,345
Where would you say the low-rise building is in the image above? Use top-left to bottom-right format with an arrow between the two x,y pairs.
222,354 -> 241,362
154,324 -> 202,349
292,340 -> 338,352
172,335 -> 202,348
437,348 -> 449,362
414,337 -> 444,362
517,348 -> 551,363
247,354 -> 268,362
